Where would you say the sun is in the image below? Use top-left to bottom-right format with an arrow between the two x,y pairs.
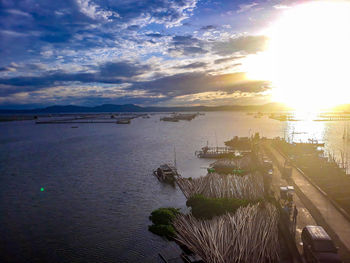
247,1 -> 350,111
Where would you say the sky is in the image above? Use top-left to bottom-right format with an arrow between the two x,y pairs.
0,0 -> 306,108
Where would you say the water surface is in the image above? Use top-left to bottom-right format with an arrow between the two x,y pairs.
0,112 -> 348,262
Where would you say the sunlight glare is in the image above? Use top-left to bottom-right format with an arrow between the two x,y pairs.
248,1 -> 350,111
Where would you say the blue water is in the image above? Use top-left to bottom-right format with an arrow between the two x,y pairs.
0,112 -> 346,262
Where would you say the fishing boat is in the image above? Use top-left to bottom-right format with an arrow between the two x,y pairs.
116,119 -> 131,124
195,146 -> 235,158
175,113 -> 197,121
160,116 -> 179,122
153,147 -> 179,184
160,113 -> 197,122
153,164 -> 179,184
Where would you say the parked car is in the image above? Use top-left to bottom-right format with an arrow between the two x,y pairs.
301,225 -> 342,263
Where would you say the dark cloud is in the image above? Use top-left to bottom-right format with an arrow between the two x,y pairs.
0,0 -> 276,107
0,66 -> 15,72
99,61 -> 150,77
0,63 -> 45,73
169,35 -> 207,56
183,46 -> 208,55
214,55 -> 245,64
175,62 -> 207,69
172,35 -> 201,46
127,25 -> 141,31
0,61 -> 151,95
200,25 -> 217,31
213,35 -> 268,55
129,72 -> 268,97
145,33 -> 164,38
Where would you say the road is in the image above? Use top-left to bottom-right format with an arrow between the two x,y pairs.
264,142 -> 350,262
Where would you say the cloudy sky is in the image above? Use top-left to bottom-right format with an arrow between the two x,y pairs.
0,0 -> 304,108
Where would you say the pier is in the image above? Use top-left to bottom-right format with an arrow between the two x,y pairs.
195,146 -> 236,158
171,145 -> 303,263
153,136 -> 350,262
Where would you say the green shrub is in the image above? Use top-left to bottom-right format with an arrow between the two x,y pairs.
148,224 -> 176,239
149,207 -> 180,225
186,194 -> 255,219
148,207 -> 180,239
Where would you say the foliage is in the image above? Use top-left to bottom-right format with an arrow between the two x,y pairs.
148,207 -> 180,239
148,224 -> 176,239
149,207 -> 180,225
186,194 -> 256,219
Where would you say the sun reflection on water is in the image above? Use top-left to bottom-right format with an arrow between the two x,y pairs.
279,112 -> 350,173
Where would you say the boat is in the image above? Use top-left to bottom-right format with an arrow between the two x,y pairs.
175,113 -> 197,121
224,136 -> 252,150
160,117 -> 179,122
153,164 -> 179,184
116,119 -> 131,124
153,147 -> 179,184
161,113 -> 197,122
195,146 -> 235,158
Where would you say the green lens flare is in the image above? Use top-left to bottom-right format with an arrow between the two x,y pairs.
40,187 -> 45,192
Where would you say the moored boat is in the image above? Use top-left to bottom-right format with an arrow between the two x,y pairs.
116,119 -> 131,124
153,164 -> 179,184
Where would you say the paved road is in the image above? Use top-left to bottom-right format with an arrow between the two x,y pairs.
261,147 -> 315,259
265,143 -> 350,262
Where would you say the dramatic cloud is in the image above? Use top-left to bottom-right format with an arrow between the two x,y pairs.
129,72 -> 268,97
0,0 -> 285,107
175,62 -> 208,69
0,61 -> 151,95
214,56 -> 245,64
213,35 -> 269,55
168,35 -> 208,56
99,62 -> 150,77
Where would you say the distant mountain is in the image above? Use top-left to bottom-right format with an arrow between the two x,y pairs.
0,103 -> 290,114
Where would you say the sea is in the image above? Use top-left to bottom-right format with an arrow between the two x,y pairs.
1,112 -> 349,262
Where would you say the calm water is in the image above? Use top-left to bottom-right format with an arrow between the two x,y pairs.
0,112 -> 348,262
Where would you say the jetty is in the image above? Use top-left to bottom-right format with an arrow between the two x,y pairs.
209,152 -> 252,175
269,113 -> 299,122
172,147 -> 300,263
195,146 -> 236,158
224,136 -> 252,150
152,135 -> 350,262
